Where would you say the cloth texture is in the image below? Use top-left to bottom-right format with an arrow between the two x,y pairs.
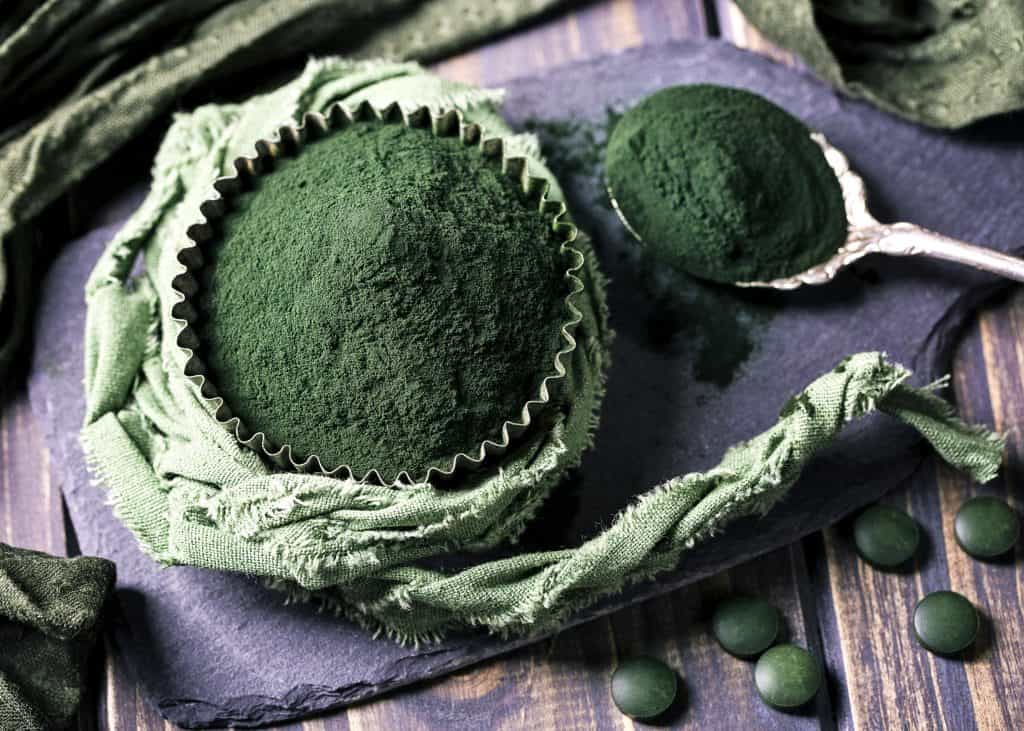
0,543 -> 115,731
733,0 -> 1024,128
0,0 -> 567,382
80,60 -> 1004,644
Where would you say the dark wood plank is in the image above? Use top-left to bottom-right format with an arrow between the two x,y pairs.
714,1 -> 799,65
714,8 -> 1019,730
336,548 -> 821,730
95,636 -> 174,731
813,471 -> 980,730
433,0 -> 708,85
936,292 -> 1024,731
343,619 -> 620,730
809,293 -> 1024,731
609,545 -> 827,729
0,386 -> 64,554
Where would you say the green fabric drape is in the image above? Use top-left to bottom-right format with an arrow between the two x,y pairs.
80,60 -> 1004,644
733,0 -> 1024,128
0,543 -> 115,731
0,0 -> 567,379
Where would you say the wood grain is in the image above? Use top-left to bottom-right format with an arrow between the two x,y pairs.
1,1 -> 1021,729
714,1 -> 799,65
938,293 -> 1024,731
433,0 -> 707,86
808,294 -> 1024,731
0,387 -> 63,555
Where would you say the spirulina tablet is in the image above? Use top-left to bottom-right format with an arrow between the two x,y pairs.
955,496 -> 1019,559
853,504 -> 920,568
610,656 -> 677,719
754,644 -> 822,709
712,596 -> 780,658
913,591 -> 979,655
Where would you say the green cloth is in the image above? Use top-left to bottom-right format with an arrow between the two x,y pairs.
0,543 -> 115,731
0,0 -> 567,381
81,60 -> 1004,644
733,0 -> 1024,128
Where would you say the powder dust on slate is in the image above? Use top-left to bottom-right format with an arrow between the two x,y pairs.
524,110 -> 777,388
605,84 -> 848,283
198,122 -> 570,480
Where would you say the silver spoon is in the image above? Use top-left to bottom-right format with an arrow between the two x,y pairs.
609,133 -> 1024,290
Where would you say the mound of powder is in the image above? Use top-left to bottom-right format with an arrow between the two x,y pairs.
198,122 -> 569,480
605,84 -> 847,283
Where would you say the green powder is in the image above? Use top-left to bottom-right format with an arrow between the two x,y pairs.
198,122 -> 570,481
604,84 -> 848,283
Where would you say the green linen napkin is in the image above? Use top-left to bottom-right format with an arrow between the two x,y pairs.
80,59 -> 1004,644
0,0 -> 567,380
733,0 -> 1024,128
0,543 -> 115,731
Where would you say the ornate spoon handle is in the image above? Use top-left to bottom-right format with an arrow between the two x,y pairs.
875,223 -> 1024,283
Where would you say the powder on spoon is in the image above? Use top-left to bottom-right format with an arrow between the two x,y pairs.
605,84 -> 848,283
198,121 -> 571,481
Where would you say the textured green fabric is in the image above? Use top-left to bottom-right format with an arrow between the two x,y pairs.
0,0 -> 567,381
81,61 -> 1003,644
0,543 -> 115,731
733,0 -> 1024,128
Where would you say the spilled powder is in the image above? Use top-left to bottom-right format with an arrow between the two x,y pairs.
199,122 -> 569,480
523,108 -> 777,389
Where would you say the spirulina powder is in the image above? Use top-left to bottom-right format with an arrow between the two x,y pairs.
605,84 -> 847,283
198,122 -> 569,481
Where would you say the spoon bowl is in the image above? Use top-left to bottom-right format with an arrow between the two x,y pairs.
609,132 -> 1024,289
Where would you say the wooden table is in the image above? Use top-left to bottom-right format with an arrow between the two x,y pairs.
2,1 -> 1022,728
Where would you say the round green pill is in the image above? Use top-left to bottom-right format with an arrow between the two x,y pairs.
955,496 -> 1019,559
610,656 -> 677,719
853,504 -> 920,568
913,591 -> 979,655
754,644 -> 822,709
712,596 -> 780,658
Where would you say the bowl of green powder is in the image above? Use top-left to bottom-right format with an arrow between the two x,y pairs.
172,102 -> 603,485
605,84 -> 848,284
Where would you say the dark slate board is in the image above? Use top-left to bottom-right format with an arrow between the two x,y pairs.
27,40 -> 1023,728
